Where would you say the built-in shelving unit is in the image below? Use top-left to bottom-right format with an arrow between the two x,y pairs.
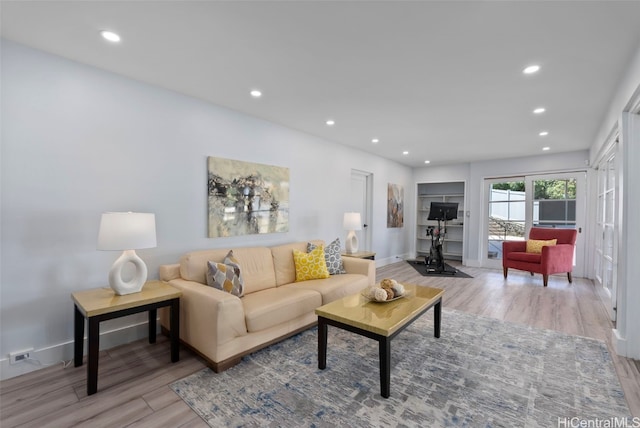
416,182 -> 466,261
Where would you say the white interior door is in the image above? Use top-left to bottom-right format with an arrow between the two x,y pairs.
350,170 -> 372,251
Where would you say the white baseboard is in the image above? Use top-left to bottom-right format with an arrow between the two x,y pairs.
376,254 -> 410,267
0,321 -> 153,381
464,259 -> 483,268
613,328 -> 628,357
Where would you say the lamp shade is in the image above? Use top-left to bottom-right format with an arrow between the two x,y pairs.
97,212 -> 157,250
343,212 -> 362,231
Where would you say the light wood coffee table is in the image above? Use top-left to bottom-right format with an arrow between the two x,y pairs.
315,283 -> 444,398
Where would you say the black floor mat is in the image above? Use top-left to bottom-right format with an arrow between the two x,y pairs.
406,260 -> 473,278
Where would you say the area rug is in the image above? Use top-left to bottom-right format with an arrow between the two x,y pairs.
407,260 -> 473,278
171,309 -> 630,427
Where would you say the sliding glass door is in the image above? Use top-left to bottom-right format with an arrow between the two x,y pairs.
484,172 -> 586,277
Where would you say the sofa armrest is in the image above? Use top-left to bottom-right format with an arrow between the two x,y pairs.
342,257 -> 376,286
159,263 -> 180,281
160,279 -> 247,362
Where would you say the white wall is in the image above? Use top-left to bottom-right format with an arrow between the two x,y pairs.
0,40 -> 413,379
590,44 -> 640,164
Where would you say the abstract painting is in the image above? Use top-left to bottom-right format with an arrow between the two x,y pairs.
387,183 -> 404,228
207,156 -> 289,237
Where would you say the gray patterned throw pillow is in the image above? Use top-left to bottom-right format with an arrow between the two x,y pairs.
308,238 -> 346,275
205,250 -> 245,297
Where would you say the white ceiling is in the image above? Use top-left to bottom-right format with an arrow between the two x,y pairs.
2,1 -> 640,167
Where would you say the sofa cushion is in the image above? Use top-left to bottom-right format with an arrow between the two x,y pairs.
180,248 -> 233,284
229,247 -> 277,294
271,240 -> 323,286
308,238 -> 346,275
526,239 -> 557,254
293,245 -> 330,281
282,273 -> 369,304
180,247 -> 276,293
241,287 -> 322,333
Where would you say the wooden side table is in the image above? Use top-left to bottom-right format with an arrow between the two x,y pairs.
71,280 -> 181,395
341,251 -> 376,260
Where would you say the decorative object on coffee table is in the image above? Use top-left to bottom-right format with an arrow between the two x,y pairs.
97,212 -> 156,295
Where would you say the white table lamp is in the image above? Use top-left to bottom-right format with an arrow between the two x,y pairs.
343,212 -> 362,254
97,212 -> 157,295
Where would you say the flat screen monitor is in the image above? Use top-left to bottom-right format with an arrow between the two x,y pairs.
428,201 -> 459,221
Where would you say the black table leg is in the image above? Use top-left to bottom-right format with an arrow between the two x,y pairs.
148,309 -> 157,344
318,318 -> 327,370
87,317 -> 100,395
170,298 -> 180,362
379,337 -> 391,398
434,300 -> 441,338
74,305 -> 84,367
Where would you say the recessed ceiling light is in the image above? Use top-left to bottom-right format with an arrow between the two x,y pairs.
402,151 -> 409,155
542,146 -> 551,151
533,107 -> 546,114
325,119 -> 335,126
250,90 -> 262,98
424,160 -> 431,164
371,138 -> 379,143
539,131 -> 549,136
523,65 -> 540,74
100,30 -> 121,43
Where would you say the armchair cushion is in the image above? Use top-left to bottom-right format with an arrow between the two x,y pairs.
526,239 -> 557,254
507,252 -> 541,263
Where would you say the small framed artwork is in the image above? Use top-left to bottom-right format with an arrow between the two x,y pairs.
387,183 -> 404,228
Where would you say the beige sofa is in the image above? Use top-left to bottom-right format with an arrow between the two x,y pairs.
159,240 -> 375,372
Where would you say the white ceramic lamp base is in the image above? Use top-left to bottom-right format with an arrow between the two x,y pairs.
108,249 -> 148,295
345,230 -> 359,254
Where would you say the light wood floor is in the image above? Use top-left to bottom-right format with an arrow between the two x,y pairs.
1,262 -> 638,427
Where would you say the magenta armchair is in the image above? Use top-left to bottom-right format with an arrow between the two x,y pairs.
502,227 -> 577,287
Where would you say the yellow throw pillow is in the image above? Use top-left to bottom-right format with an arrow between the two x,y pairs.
526,239 -> 557,254
293,245 -> 330,282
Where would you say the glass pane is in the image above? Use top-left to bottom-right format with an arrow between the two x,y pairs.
605,191 -> 614,224
604,225 -> 614,259
604,259 -> 614,292
607,156 -> 616,192
488,181 -> 525,259
532,179 -> 576,228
